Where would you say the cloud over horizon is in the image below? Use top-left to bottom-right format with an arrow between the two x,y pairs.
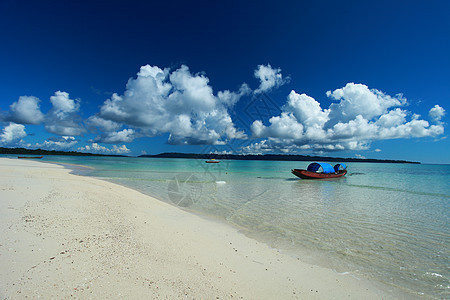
0,65 -> 446,156
90,64 -> 250,145
78,143 -> 131,155
247,83 -> 445,153
33,136 -> 78,150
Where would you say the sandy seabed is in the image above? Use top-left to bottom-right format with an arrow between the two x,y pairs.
0,158 -> 395,299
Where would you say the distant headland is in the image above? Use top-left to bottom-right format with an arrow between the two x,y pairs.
0,147 -> 420,164
140,152 -> 420,164
0,147 -> 126,157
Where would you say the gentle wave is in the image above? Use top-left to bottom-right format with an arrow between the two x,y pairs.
344,182 -> 450,198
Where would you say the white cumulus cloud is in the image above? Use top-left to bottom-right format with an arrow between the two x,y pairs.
90,64 -> 248,145
78,143 -> 131,155
94,128 -> 136,144
326,83 -> 406,125
248,83 -> 445,153
86,115 -> 121,132
2,92 -> 84,137
254,64 -> 288,94
0,123 -> 27,145
218,83 -> 251,107
429,104 -> 446,123
35,136 -> 78,150
45,91 -> 85,136
50,91 -> 80,118
286,91 -> 329,127
7,96 -> 45,125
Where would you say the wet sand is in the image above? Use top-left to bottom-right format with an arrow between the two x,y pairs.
0,158 -> 394,299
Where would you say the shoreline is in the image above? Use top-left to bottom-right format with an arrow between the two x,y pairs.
0,158 -> 400,299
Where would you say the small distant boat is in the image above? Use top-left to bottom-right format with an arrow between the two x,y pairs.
291,162 -> 347,179
205,159 -> 220,163
18,156 -> 44,159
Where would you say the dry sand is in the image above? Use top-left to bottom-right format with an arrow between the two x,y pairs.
0,158 -> 395,299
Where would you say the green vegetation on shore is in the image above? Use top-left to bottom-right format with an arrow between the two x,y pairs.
0,147 -> 126,157
141,152 -> 420,164
0,147 -> 420,164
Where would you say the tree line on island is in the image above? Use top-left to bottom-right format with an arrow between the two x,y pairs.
0,147 -> 126,157
0,147 -> 420,164
142,152 -> 420,164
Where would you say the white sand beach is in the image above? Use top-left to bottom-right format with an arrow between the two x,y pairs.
0,158 -> 395,299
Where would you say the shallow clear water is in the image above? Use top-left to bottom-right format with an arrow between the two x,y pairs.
21,156 -> 450,298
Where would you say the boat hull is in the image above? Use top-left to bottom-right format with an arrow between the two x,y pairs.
18,156 -> 44,159
291,169 -> 347,179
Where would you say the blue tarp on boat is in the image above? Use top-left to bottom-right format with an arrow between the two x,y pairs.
307,162 -> 335,174
334,163 -> 347,172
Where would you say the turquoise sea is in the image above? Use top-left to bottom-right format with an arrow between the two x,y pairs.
14,156 -> 450,298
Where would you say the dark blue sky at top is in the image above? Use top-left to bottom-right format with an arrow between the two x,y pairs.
0,0 -> 449,162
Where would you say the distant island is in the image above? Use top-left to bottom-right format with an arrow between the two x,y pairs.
141,152 -> 420,164
0,147 -> 420,164
0,147 -> 126,157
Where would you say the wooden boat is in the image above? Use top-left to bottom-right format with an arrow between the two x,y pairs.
205,159 -> 220,163
291,162 -> 347,179
18,156 -> 44,159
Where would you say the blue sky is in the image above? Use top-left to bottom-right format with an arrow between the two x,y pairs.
0,0 -> 449,163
